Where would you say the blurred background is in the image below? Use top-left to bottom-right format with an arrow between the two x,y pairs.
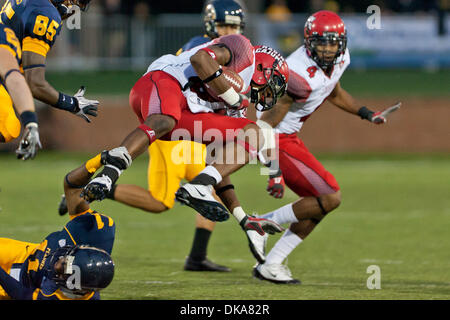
0,0 -> 449,153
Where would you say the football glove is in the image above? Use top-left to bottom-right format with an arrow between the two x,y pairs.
358,102 -> 401,124
72,86 -> 99,123
240,215 -> 284,236
80,175 -> 112,203
267,169 -> 285,199
100,147 -> 132,170
16,123 -> 42,160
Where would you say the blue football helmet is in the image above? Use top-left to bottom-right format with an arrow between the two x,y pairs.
51,0 -> 92,19
203,0 -> 246,38
47,245 -> 115,295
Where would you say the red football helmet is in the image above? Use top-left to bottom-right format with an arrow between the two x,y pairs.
251,45 -> 289,111
304,10 -> 347,69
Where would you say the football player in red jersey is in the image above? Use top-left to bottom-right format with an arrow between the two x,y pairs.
81,36 -> 289,238
247,11 -> 400,284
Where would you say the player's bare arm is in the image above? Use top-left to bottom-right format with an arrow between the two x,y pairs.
23,51 -> 99,123
64,161 -> 98,215
0,47 -> 41,159
0,49 -> 36,115
259,93 -> 293,128
328,81 -> 400,124
22,51 -> 59,105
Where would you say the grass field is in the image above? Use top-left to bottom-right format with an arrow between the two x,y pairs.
1,152 -> 449,300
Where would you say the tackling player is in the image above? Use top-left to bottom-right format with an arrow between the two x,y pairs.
0,0 -> 99,136
0,157 -> 116,300
247,11 -> 400,284
80,32 -> 289,238
0,23 -> 41,159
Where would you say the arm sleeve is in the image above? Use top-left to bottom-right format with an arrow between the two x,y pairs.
0,265 -> 34,300
287,69 -> 312,102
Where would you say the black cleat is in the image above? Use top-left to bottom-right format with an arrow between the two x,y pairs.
175,184 -> 229,222
184,257 -> 231,272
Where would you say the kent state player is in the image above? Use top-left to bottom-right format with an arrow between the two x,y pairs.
0,156 -> 116,300
0,23 -> 41,159
0,0 -> 99,141
81,31 -> 289,238
245,11 -> 400,284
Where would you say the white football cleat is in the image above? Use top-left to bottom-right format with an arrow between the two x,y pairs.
175,183 -> 229,222
253,263 -> 301,284
246,230 -> 268,264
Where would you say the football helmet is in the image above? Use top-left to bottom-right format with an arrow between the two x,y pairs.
250,46 -> 289,111
304,10 -> 347,69
204,0 -> 246,38
51,0 -> 92,19
46,245 -> 115,295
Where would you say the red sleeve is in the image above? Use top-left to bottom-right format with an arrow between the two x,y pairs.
287,69 -> 312,103
213,34 -> 254,73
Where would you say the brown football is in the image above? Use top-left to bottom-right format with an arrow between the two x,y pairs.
204,67 -> 244,101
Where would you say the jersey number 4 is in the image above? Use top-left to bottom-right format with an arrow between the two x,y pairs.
33,15 -> 59,42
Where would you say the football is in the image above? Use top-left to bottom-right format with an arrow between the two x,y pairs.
204,67 -> 244,101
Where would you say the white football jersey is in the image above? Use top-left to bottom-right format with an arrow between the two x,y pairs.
272,46 -> 350,134
147,34 -> 255,114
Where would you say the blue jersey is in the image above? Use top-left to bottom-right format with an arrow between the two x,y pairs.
0,23 -> 21,64
17,210 -> 115,300
0,0 -> 62,58
0,23 -> 22,87
176,35 -> 211,56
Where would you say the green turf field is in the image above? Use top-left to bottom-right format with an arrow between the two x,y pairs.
46,69 -> 450,97
1,152 -> 449,300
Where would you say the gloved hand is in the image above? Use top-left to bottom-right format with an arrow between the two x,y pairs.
358,102 -> 401,124
267,168 -> 285,199
16,123 -> 42,160
72,86 -> 99,123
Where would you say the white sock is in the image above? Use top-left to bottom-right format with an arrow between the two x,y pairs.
265,229 -> 303,265
199,165 -> 223,184
260,203 -> 298,225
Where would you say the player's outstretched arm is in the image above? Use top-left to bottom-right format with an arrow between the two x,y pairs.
64,154 -> 104,215
0,48 -> 41,159
23,51 -> 99,123
328,81 -> 400,124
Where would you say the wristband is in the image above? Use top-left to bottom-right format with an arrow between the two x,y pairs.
85,153 -> 102,173
55,92 -> 78,112
215,184 -> 234,196
357,106 -> 374,121
232,206 -> 246,223
202,68 -> 223,83
19,111 -> 38,127
200,47 -> 218,60
137,124 -> 157,144
218,87 -> 240,106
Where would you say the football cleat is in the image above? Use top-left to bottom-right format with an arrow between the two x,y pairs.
175,183 -> 229,222
184,256 -> 231,272
253,263 -> 301,285
246,230 -> 268,264
58,194 -> 68,216
240,215 -> 284,236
